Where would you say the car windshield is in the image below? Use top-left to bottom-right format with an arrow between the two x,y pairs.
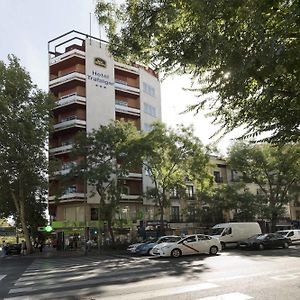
211,228 -> 224,235
276,231 -> 287,236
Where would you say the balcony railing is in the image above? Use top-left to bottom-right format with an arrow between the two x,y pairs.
48,192 -> 85,202
115,81 -> 140,95
49,72 -> 85,88
49,48 -> 85,65
115,103 -> 140,116
49,144 -> 73,155
54,93 -> 86,109
53,118 -> 86,131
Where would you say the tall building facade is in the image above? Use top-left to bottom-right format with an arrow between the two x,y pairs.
48,31 -> 161,244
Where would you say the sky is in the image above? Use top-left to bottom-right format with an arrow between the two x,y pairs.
0,0 -> 240,155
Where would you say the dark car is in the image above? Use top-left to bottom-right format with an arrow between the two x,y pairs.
238,233 -> 291,250
7,243 -> 21,255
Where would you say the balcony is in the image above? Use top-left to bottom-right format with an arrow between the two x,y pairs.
114,62 -> 139,75
49,48 -> 85,66
54,93 -> 86,110
53,117 -> 86,132
115,101 -> 140,116
49,72 -> 85,88
48,192 -> 85,203
115,80 -> 140,95
49,144 -> 73,155
120,194 -> 143,203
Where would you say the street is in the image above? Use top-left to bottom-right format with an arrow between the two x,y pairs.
0,245 -> 299,300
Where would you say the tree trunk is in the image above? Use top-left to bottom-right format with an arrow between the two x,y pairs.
11,190 -> 33,254
159,204 -> 165,236
107,218 -> 115,246
19,199 -> 33,253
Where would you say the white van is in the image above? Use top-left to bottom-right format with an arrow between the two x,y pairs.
276,229 -> 300,244
211,222 -> 262,248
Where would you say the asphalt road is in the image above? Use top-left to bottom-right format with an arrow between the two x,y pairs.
0,245 -> 299,300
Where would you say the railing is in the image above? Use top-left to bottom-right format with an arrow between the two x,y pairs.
53,118 -> 86,130
55,93 -> 86,108
49,48 -> 85,65
49,72 -> 86,87
49,144 -> 73,155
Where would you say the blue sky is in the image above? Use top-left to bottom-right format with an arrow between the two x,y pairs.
0,0 -> 239,154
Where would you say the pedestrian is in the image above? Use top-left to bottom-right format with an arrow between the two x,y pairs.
38,241 -> 44,252
21,240 -> 27,255
2,240 -> 8,256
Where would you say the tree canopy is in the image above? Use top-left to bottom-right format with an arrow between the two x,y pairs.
228,142 -> 300,231
133,122 -> 211,233
96,0 -> 300,144
0,55 -> 53,252
69,120 -> 141,244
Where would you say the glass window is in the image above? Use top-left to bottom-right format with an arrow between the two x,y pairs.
91,208 -> 99,221
183,235 -> 197,243
143,82 -> 156,97
171,206 -> 180,222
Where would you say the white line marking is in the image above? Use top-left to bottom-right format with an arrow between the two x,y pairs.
196,292 -> 253,300
9,287 -> 34,294
98,282 -> 218,300
0,275 -> 6,281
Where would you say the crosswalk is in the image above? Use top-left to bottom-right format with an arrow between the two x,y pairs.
0,256 -> 269,300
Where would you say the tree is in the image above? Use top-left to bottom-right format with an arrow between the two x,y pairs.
228,142 -> 300,231
70,121 -> 140,245
0,55 -> 53,253
134,122 -> 210,234
96,0 -> 300,144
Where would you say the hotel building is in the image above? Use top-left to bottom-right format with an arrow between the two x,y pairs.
48,31 -> 162,243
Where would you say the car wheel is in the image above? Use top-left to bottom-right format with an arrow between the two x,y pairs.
147,248 -> 152,255
258,243 -> 264,250
209,246 -> 218,255
171,248 -> 182,258
283,242 -> 289,249
221,242 -> 225,250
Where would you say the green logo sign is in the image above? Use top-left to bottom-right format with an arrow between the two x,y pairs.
94,57 -> 106,68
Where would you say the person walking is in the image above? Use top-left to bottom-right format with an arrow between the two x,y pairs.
21,240 -> 27,255
1,240 -> 8,256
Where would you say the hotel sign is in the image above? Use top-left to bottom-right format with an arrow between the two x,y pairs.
94,57 -> 106,68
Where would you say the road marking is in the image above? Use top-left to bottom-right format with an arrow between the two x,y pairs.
95,282 -> 218,300
271,272 -> 300,281
196,292 -> 253,300
0,275 -> 6,281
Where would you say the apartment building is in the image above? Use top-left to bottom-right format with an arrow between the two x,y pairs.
48,31 -> 162,244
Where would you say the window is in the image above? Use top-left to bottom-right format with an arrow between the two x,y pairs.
144,123 -> 153,132
91,208 -> 99,221
121,186 -> 130,195
171,206 -> 180,222
144,103 -> 156,117
197,235 -> 211,240
214,171 -> 222,183
63,185 -> 76,194
143,82 -> 155,97
183,235 -> 196,243
186,186 -> 194,199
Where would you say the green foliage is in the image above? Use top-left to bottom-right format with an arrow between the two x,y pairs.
228,142 -> 300,230
134,122 -> 210,231
96,0 -> 300,144
69,121 -> 141,242
0,55 -> 53,250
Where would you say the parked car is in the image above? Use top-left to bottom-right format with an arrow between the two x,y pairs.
154,234 -> 221,258
211,222 -> 262,249
6,243 -> 21,255
276,229 -> 300,244
238,233 -> 291,250
127,242 -> 146,254
135,236 -> 181,255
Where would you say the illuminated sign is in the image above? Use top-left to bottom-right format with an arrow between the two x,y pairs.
94,57 -> 106,68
